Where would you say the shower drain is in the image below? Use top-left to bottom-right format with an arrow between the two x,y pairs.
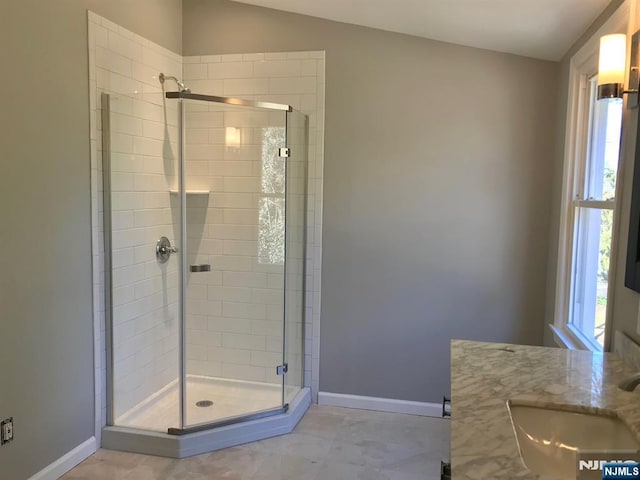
196,400 -> 214,408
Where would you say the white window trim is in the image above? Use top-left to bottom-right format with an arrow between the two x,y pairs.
552,1 -> 629,351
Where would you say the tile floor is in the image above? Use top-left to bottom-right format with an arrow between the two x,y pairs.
61,405 -> 450,480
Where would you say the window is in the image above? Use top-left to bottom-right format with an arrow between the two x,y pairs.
568,76 -> 622,349
258,127 -> 286,265
555,63 -> 624,351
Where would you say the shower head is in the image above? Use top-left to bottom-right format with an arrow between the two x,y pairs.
159,72 -> 191,93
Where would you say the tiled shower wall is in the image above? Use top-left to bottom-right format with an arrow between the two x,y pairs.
182,54 -> 324,391
88,13 -> 183,428
89,11 -> 325,441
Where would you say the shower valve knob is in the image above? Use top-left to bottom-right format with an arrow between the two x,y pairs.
156,236 -> 178,263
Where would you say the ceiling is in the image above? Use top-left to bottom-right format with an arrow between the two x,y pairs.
230,0 -> 613,61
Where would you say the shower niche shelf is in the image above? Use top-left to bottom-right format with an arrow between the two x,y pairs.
169,190 -> 210,196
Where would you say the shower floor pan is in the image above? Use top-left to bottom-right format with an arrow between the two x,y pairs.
102,377 -> 311,458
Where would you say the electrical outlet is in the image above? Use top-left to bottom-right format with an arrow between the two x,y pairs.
1,418 -> 13,445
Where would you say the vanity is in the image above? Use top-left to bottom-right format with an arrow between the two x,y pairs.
450,339 -> 640,479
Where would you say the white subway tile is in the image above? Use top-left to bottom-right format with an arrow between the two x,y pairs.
143,46 -> 181,77
134,276 -> 162,299
187,330 -> 222,347
223,145 -> 261,162
112,247 -> 135,269
113,285 -> 136,307
197,238 -> 224,255
186,128 -> 209,144
188,299 -> 222,316
112,211 -> 135,230
211,255 -> 253,272
186,314 -> 208,331
267,273 -> 284,289
266,304 -> 284,321
207,286 -> 251,303
223,110 -> 270,128
183,79 -> 224,95
223,271 -> 267,288
110,132 -> 134,154
251,320 -> 282,336
187,144 -> 224,160
221,364 -> 266,382
250,351 -> 281,367
106,71 -> 143,97
223,302 -> 265,320
116,25 -> 135,41
254,60 -> 301,78
209,160 -> 254,177
110,172 -> 134,192
223,78 -> 269,96
223,177 -> 260,193
265,52 -> 288,60
207,347 -> 250,364
184,63 -> 208,80
209,224 -> 257,240
266,335 -> 283,353
142,120 -> 165,140
186,111 -> 224,129
133,99 -> 163,122
208,62 -> 253,79
220,54 -> 244,62
187,284 -> 208,300
269,77 -> 316,95
187,359 -> 222,377
300,59 -> 317,76
223,239 -> 257,256
223,209 -> 257,225
187,344 -> 207,360
143,192 -> 171,209
133,137 -> 163,157
91,24 -> 109,48
110,112 -> 144,136
100,16 -> 120,33
251,288 -> 283,306
111,153 -> 143,173
108,31 -> 143,62
212,193 -> 254,209
222,333 -> 266,351
286,51 -> 310,59
112,192 -> 145,210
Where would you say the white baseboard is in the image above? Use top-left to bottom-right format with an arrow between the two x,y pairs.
29,437 -> 96,480
318,392 -> 442,417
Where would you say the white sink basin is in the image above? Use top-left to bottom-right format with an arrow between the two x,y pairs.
507,402 -> 640,479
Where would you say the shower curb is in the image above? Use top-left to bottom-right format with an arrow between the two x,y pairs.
101,388 -> 311,458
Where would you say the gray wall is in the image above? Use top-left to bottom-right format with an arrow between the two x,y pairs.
184,0 -> 559,403
0,1 -> 181,478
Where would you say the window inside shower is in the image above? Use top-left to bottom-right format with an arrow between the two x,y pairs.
102,90 -> 307,433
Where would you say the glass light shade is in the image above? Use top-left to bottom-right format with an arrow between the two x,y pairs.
598,34 -> 626,86
225,126 -> 241,148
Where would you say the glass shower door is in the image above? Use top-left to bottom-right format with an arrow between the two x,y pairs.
103,92 -> 182,432
180,99 -> 288,429
283,110 -> 308,405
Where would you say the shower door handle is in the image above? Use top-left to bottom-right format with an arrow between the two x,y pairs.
190,264 -> 211,273
156,236 -> 178,263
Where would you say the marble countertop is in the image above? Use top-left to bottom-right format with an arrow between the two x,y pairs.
451,340 -> 640,479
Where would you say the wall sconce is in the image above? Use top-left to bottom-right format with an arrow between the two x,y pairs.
225,127 -> 241,149
597,32 -> 640,108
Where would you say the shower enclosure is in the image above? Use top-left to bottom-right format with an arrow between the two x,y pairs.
100,74 -> 309,455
